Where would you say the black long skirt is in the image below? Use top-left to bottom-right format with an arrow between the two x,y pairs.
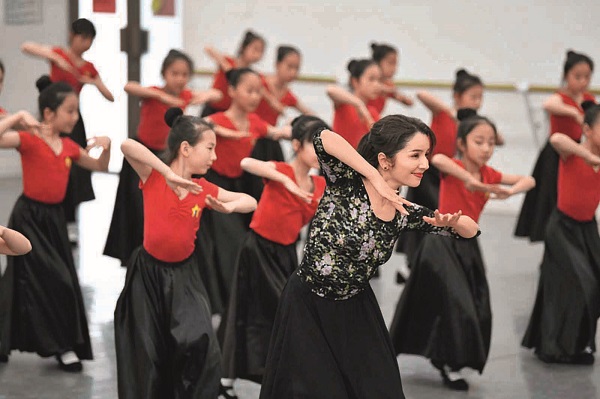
514,141 -> 558,242
0,195 -> 93,360
221,231 -> 297,382
104,146 -> 161,266
521,209 -> 600,358
114,247 -> 220,399
260,273 -> 405,399
395,164 -> 441,261
61,113 -> 95,222
390,235 -> 491,373
194,170 -> 250,315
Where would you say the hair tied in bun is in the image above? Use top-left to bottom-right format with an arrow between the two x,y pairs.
456,108 -> 478,121
164,107 -> 183,127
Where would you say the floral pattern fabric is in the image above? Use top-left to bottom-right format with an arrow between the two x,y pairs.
297,129 -> 467,300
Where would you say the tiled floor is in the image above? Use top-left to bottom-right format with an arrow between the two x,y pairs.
0,167 -> 598,398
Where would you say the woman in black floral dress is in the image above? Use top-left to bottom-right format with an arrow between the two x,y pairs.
259,115 -> 480,399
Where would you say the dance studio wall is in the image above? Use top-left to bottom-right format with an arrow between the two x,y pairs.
0,0 -> 69,177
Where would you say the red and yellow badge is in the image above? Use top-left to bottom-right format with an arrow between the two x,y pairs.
65,156 -> 72,168
191,204 -> 201,218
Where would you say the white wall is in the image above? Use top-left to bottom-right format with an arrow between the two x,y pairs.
0,0 -> 69,177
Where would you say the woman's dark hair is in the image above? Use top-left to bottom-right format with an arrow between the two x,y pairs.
163,107 -> 215,164
291,115 -> 330,146
225,67 -> 258,88
347,58 -> 378,88
161,49 -> 194,76
370,42 -> 397,63
71,18 -> 96,39
36,75 -> 75,116
237,30 -> 265,56
277,45 -> 300,63
0,60 -> 4,74
582,100 -> 600,127
563,50 -> 594,79
357,114 -> 436,169
453,69 -> 483,95
455,108 -> 498,153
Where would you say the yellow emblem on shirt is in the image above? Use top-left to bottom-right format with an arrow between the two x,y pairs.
191,204 -> 200,218
65,157 -> 72,168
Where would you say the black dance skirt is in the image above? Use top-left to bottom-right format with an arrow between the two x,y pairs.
514,141 -> 558,242
0,195 -> 93,359
521,209 -> 600,358
104,146 -> 162,266
390,235 -> 491,373
114,247 -> 220,399
244,139 -> 285,201
395,164 -> 441,260
61,112 -> 95,222
221,231 -> 297,381
200,103 -> 220,118
260,273 -> 405,399
194,170 -> 250,314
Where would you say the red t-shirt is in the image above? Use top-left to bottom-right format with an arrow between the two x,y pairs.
430,110 -> 458,157
136,86 -> 193,151
367,80 -> 395,114
557,154 -> 600,221
332,103 -> 380,149
18,131 -> 81,204
250,162 -> 326,245
438,159 -> 503,223
208,56 -> 236,112
50,47 -> 98,94
0,107 -> 7,115
549,92 -> 596,141
254,75 -> 298,125
142,169 -> 219,262
210,112 -> 269,178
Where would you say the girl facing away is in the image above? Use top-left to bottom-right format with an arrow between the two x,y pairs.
0,76 -> 111,372
391,109 -> 534,391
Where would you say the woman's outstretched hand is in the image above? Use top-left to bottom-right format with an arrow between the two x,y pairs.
423,209 -> 462,228
369,176 -> 411,215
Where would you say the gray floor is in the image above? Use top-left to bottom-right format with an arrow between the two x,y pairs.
0,174 -> 599,399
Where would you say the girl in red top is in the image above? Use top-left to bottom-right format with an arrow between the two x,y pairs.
326,58 -> 382,149
197,68 -> 291,315
201,30 -> 266,117
0,76 -> 111,372
114,107 -> 256,399
396,69 -> 489,269
21,19 -> 115,224
391,110 -> 534,391
219,115 -> 328,399
104,49 -> 221,265
368,42 -> 413,114
515,50 -> 596,242
252,45 -> 313,166
522,101 -> 600,365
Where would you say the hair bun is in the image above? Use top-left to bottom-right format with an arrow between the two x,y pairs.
370,42 -> 379,51
567,50 -> 576,57
455,68 -> 469,79
581,100 -> 596,112
35,75 -> 53,93
347,59 -> 358,73
164,107 -> 183,127
457,108 -> 478,121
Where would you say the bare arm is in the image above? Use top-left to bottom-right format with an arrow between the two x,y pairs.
206,187 -> 257,214
204,46 -> 234,72
189,88 -> 223,106
124,82 -> 184,107
266,124 -> 292,140
431,154 -> 490,192
416,91 -> 451,115
543,94 -> 582,124
392,91 -> 414,106
0,226 -> 32,256
241,157 -> 312,202
21,42 -> 78,75
499,173 -> 536,196
550,133 -> 600,166
0,111 -> 39,136
293,100 -> 314,115
74,136 -> 111,172
92,76 -> 114,102
326,85 -> 374,125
